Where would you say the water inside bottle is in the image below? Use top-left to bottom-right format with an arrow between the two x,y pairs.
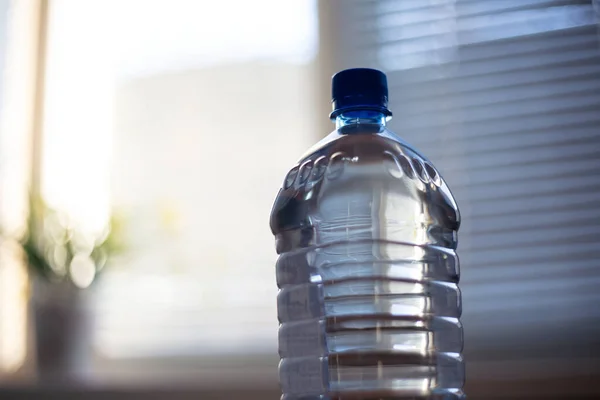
271,122 -> 464,400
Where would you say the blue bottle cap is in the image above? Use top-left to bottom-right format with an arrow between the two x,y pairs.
330,68 -> 392,120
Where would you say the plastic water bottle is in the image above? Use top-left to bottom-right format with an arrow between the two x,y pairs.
270,68 -> 464,400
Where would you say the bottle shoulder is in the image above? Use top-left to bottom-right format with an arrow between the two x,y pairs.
270,126 -> 461,251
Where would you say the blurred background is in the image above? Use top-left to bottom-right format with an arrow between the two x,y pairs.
0,0 -> 599,399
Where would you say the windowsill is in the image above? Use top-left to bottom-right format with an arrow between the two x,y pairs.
2,359 -> 600,400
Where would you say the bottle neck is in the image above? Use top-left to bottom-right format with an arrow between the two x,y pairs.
335,110 -> 388,129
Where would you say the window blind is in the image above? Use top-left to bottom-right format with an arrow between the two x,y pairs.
323,0 -> 600,362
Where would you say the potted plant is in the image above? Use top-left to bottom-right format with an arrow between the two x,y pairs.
19,196 -> 125,383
